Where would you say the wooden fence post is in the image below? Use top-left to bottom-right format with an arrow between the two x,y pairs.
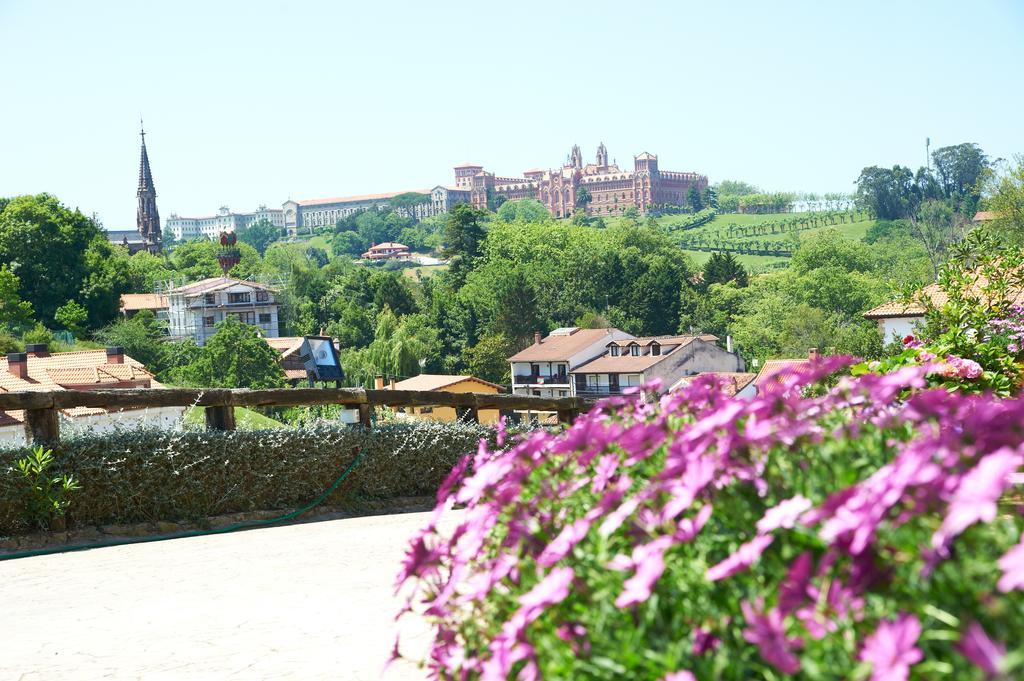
358,403 -> 372,428
24,407 -> 60,446
557,409 -> 578,426
205,405 -> 236,431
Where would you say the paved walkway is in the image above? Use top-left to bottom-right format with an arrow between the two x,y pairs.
0,512 -> 440,680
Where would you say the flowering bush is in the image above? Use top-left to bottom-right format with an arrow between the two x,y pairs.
397,361 -> 1024,679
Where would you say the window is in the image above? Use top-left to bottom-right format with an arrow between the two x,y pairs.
259,313 -> 272,324
256,290 -> 269,303
203,316 -> 215,327
204,293 -> 216,305
228,292 -> 251,304
651,343 -> 661,356
559,390 -> 568,397
630,345 -> 640,356
610,345 -> 620,356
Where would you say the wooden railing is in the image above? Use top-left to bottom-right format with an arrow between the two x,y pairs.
0,388 -> 596,445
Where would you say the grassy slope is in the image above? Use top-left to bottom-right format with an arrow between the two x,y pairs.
185,406 -> 286,430
670,212 -> 876,273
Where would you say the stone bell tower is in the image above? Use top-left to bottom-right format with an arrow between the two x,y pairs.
136,121 -> 162,253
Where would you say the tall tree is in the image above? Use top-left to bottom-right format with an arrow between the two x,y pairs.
173,317 -> 286,389
443,204 -> 487,285
237,218 -> 282,256
931,142 -> 989,210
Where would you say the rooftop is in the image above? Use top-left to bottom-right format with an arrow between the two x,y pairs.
508,328 -> 630,363
296,190 -> 432,207
671,372 -> 757,396
168,277 -> 277,296
390,374 -> 502,392
574,336 -> 714,373
120,293 -> 169,312
0,348 -> 159,424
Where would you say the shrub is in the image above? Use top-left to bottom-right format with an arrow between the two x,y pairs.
0,419 -> 493,535
397,361 -> 1024,679
15,445 -> 79,529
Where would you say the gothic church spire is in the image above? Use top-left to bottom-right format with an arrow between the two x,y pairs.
136,120 -> 162,252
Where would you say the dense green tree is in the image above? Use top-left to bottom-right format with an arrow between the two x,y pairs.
443,204 -> 487,285
95,310 -> 167,374
237,218 -> 282,256
54,301 -> 88,338
0,194 -> 105,325
575,186 -> 592,209
688,185 -> 704,212
985,155 -> 1024,242
932,142 -> 989,211
327,301 -> 374,349
331,230 -> 364,257
701,252 -> 748,289
0,266 -> 34,332
854,165 -> 918,219
496,199 -> 549,223
173,317 -> 285,389
169,239 -> 261,280
462,333 -> 515,385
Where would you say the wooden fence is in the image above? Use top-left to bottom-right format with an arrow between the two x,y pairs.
0,388 -> 596,445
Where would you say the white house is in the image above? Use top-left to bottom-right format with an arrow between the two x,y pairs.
166,205 -> 284,241
0,345 -> 185,446
166,277 -> 280,345
862,287 -> 938,343
507,327 -> 635,399
571,335 -> 745,397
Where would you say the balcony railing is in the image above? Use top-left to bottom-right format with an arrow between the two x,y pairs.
513,374 -> 570,385
575,386 -> 631,397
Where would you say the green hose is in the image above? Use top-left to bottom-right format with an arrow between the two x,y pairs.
0,448 -> 365,562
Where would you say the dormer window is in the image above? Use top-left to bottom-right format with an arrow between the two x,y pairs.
610,345 -> 620,357
651,343 -> 661,356
630,345 -> 640,357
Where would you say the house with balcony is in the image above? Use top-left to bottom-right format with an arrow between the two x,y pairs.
570,335 -> 745,397
508,327 -> 635,399
166,277 -> 280,345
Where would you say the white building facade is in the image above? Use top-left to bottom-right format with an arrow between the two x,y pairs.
166,277 -> 281,345
166,205 -> 285,241
507,327 -> 635,400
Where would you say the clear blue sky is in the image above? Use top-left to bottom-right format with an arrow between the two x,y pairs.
1,0 -> 1021,229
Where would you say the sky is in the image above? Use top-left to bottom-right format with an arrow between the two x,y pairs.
1,0 -> 1022,229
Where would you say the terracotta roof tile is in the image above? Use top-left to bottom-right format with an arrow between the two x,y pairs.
671,372 -> 757,396
508,329 -> 630,363
120,293 -> 168,311
391,374 -> 502,392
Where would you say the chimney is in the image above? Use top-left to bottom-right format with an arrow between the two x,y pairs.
25,342 -> 49,357
534,331 -> 542,345
808,348 -> 819,361
374,374 -> 385,390
726,335 -> 733,353
389,377 -> 396,390
7,352 -> 27,379
106,346 -> 125,364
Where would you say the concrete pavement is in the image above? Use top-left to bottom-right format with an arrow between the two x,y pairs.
0,512 -> 440,680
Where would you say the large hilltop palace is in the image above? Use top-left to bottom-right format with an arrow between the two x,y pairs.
285,144 -> 708,232
113,132 -> 708,243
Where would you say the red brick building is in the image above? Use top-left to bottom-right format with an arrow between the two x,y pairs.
463,143 -> 707,218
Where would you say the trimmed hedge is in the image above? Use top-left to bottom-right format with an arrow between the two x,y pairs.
0,420 -> 493,536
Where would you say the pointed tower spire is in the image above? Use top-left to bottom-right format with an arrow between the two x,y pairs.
136,120 -> 162,252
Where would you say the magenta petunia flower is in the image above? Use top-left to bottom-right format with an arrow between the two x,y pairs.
741,600 -> 802,674
706,534 -> 774,582
859,614 -> 923,681
537,517 -> 592,567
757,495 -> 813,534
614,536 -> 674,607
997,537 -> 1024,592
957,622 -> 1006,677
933,448 -> 1023,552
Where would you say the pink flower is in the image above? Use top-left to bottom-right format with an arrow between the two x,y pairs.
741,600 -> 802,674
859,614 -> 923,681
615,536 -> 673,607
660,672 -> 695,681
777,551 -> 814,615
933,448 -> 1023,552
537,517 -> 592,567
997,537 -> 1024,592
518,566 -> 575,616
957,622 -> 1006,677
691,627 -> 721,656
706,534 -> 774,582
756,495 -> 813,534
1008,342 -> 1020,354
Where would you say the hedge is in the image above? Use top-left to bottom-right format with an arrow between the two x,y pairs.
0,419 -> 493,536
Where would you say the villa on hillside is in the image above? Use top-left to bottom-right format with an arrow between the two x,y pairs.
570,334 -> 745,397
0,344 -> 184,445
361,242 -> 411,261
120,293 -> 169,321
